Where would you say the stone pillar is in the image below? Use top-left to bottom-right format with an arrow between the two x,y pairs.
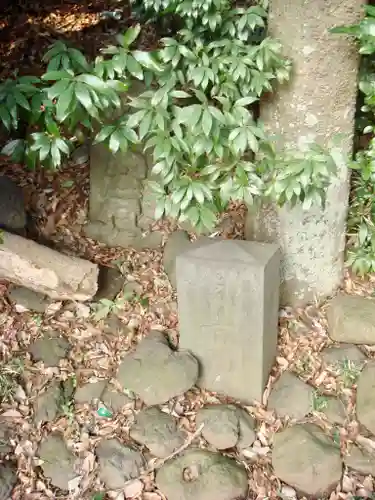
176,240 -> 280,404
245,0 -> 364,306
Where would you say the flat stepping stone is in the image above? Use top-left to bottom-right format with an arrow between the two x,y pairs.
356,362 -> 375,435
322,344 -> 366,367
101,386 -> 132,412
327,294 -> 375,344
272,423 -> 342,497
156,449 -> 248,500
267,372 -> 313,419
38,434 -> 77,490
345,445 -> 375,475
320,397 -> 347,425
29,333 -> 70,367
129,407 -> 186,458
96,439 -> 145,490
74,381 -> 107,404
34,382 -> 61,425
0,465 -> 17,500
117,331 -> 199,405
8,286 -> 53,313
196,405 -> 255,450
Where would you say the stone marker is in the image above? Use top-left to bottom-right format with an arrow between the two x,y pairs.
177,240 -> 280,403
0,232 -> 98,301
327,294 -> 375,344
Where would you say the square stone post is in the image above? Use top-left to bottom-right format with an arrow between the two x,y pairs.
176,240 -> 280,403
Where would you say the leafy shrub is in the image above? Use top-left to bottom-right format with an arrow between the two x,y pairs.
331,5 -> 375,274
0,2 -> 342,233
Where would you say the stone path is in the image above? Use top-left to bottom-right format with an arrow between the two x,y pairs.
3,264 -> 375,499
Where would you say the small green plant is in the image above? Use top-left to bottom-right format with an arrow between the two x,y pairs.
331,5 -> 375,274
0,358 -> 24,402
0,3 -> 344,233
312,391 -> 329,412
335,358 -> 363,388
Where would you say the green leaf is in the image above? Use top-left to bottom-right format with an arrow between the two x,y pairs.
122,25 -> 141,47
202,109 -> 213,136
68,48 -> 90,71
178,104 -> 202,128
94,125 -> 116,144
76,74 -> 108,92
235,96 -> 258,107
50,141 -> 62,167
46,79 -> 70,100
13,90 -> 30,110
42,70 -> 73,81
132,50 -> 164,72
1,139 -> 23,156
55,84 -> 75,122
126,55 -> 144,80
74,83 -> 93,110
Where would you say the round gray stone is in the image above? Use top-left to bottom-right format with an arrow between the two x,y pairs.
130,407 -> 185,458
96,439 -> 145,490
272,424 -> 342,497
29,334 -> 70,367
117,331 -> 199,405
38,434 -> 77,490
156,449 -> 248,500
267,371 -> 313,420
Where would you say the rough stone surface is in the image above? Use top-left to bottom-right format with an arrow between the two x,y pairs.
0,175 -> 26,234
117,331 -> 199,405
0,231 -> 99,300
156,449 -> 248,500
29,333 -> 70,367
74,381 -> 107,404
0,423 -> 13,455
272,424 -> 342,496
177,240 -> 280,404
33,382 -> 61,424
96,439 -> 144,490
244,0 -> 362,307
8,285 -> 53,313
38,434 -> 77,490
85,143 -> 162,249
163,231 -> 191,288
345,445 -> 375,476
322,344 -> 367,366
95,266 -> 125,301
327,295 -> 375,344
196,405 -> 255,450
356,362 -> 375,435
101,386 -> 131,412
0,465 -> 17,500
129,407 -> 186,458
321,397 -> 347,425
267,372 -> 314,419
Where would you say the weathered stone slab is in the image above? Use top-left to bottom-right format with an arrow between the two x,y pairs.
0,232 -> 98,301
267,371 -> 313,419
155,449 -> 248,500
0,175 -> 26,234
272,424 -> 342,497
177,240 -> 280,403
345,445 -> 375,476
38,434 -> 77,490
327,294 -> 375,344
8,285 -> 53,313
117,331 -> 199,405
356,362 -> 375,435
86,142 -> 162,249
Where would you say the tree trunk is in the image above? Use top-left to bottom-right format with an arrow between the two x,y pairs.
245,0 -> 364,307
